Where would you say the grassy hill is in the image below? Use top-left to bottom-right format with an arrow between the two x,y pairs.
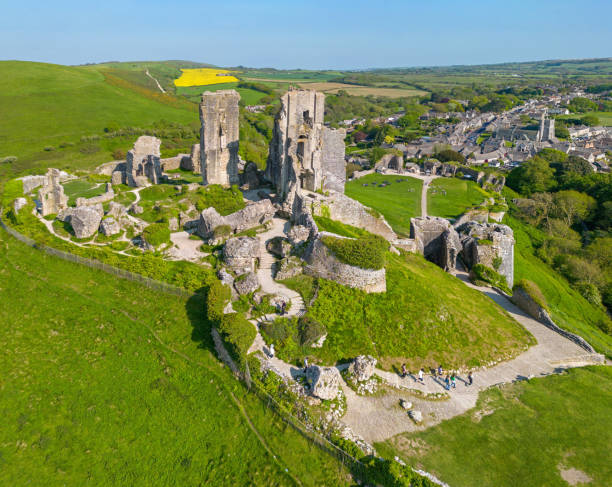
0,61 -> 199,176
0,227 -> 350,486
345,174 -> 422,236
379,366 -> 612,487
278,252 -> 534,371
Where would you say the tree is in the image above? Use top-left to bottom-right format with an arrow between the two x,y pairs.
434,149 -> 465,163
552,190 -> 596,226
568,97 -> 598,113
581,114 -> 600,126
560,155 -> 593,176
555,122 -> 570,139
508,156 -> 556,195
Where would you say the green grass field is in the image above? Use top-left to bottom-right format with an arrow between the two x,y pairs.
379,366 -> 612,487
0,61 -> 198,176
345,174 -> 422,237
427,177 -> 490,219
558,111 -> 612,126
62,178 -> 109,206
176,82 -> 268,105
506,215 -> 612,357
278,252 -> 534,371
0,227 -> 351,486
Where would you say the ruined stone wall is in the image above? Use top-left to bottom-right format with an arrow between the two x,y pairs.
125,136 -> 162,187
180,144 -> 201,173
75,183 -> 114,207
311,192 -> 397,241
321,127 -> 347,193
196,199 -> 275,239
161,154 -> 190,172
304,236 -> 386,293
410,217 -> 461,271
37,168 -> 68,216
200,90 -> 240,187
457,222 -> 514,288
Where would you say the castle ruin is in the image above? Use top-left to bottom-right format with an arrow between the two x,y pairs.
115,135 -> 163,187
38,168 -> 68,216
265,89 -> 346,211
200,90 -> 240,187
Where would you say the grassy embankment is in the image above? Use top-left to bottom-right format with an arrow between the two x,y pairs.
427,177 -> 490,219
278,252 -> 534,371
379,366 -> 612,487
0,227 -> 351,486
507,214 -> 612,357
345,174 -> 422,236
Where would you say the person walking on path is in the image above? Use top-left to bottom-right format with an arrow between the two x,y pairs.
303,357 -> 308,373
418,368 -> 424,383
444,374 -> 450,391
438,365 -> 443,377
451,373 -> 457,389
401,364 -> 407,379
269,343 -> 275,358
467,372 -> 473,386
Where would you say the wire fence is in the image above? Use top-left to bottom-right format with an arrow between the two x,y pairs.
0,216 -> 367,479
244,365 -> 368,480
0,217 -> 193,298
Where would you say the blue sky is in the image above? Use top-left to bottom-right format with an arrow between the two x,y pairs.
1,0 -> 610,69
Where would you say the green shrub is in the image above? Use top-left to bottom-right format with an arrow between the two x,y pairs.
471,264 -> 511,294
362,457 -> 435,487
0,156 -> 17,164
297,316 -> 326,347
217,312 -> 256,363
213,225 -> 232,239
206,279 -> 231,324
322,234 -> 388,270
514,279 -> 548,310
313,216 -> 370,238
142,223 -> 170,247
575,282 -> 602,306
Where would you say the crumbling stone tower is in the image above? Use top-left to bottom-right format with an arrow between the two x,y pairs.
200,90 -> 240,187
124,135 -> 162,187
38,168 -> 68,216
265,89 -> 346,209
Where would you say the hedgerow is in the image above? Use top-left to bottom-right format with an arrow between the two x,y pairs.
217,312 -> 256,364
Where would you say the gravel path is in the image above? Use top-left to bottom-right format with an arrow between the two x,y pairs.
246,229 -> 601,443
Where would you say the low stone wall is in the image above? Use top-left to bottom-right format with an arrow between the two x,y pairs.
161,154 -> 190,171
96,161 -> 126,176
304,236 -> 386,293
511,287 -> 596,353
75,183 -> 115,207
350,169 -> 374,180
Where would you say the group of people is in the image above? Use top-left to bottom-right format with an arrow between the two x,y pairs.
400,364 -> 474,390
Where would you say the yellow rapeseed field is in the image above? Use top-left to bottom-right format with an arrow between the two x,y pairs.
173,68 -> 239,87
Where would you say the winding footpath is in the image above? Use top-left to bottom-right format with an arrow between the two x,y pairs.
245,183 -> 604,446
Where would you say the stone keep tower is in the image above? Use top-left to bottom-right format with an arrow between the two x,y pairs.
200,90 -> 240,187
266,89 -> 346,208
38,168 -> 68,216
